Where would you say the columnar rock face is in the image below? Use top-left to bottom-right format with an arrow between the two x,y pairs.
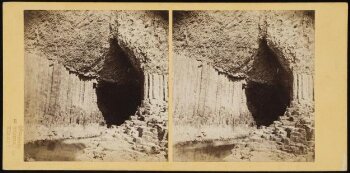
173,10 -> 314,146
292,72 -> 314,104
264,11 -> 315,106
144,73 -> 168,103
24,11 -> 169,145
25,52 -> 104,127
173,54 -> 254,127
24,56 -> 168,128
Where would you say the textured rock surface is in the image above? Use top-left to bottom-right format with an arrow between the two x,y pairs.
173,10 -> 314,126
174,11 -> 261,78
112,11 -> 169,75
265,11 -> 315,74
174,10 -> 314,77
292,72 -> 314,104
24,11 -> 112,78
144,73 -> 168,103
173,10 -> 314,161
24,10 -> 168,79
229,104 -> 315,161
173,54 -> 253,128
25,51 -> 104,131
25,100 -> 168,162
121,100 -> 168,158
24,10 -> 168,161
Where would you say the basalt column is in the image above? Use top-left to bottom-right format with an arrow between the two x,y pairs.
264,10 -> 315,110
292,71 -> 314,105
24,52 -> 104,127
173,54 -> 254,128
144,73 -> 168,103
112,11 -> 169,110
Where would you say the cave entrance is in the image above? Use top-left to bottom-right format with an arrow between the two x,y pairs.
246,40 -> 292,126
96,39 -> 144,127
246,81 -> 290,126
96,80 -> 142,127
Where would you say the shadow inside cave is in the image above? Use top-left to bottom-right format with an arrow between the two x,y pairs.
246,39 -> 292,127
246,81 -> 290,126
96,39 -> 144,127
96,80 -> 142,127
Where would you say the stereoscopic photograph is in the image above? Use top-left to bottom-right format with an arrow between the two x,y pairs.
24,10 -> 169,161
173,10 -> 315,162
2,1 -> 349,171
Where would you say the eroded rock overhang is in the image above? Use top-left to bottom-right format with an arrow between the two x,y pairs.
24,11 -> 169,130
25,10 -> 169,80
173,10 -> 314,78
173,11 -> 314,130
174,10 -> 314,103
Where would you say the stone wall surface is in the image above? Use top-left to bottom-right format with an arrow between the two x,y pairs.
265,11 -> 314,74
24,11 -> 169,149
25,51 -> 104,128
112,11 -> 169,75
173,54 -> 254,128
292,72 -> 314,104
174,11 -> 261,78
25,11 -> 111,78
173,11 -> 314,126
173,10 -> 315,160
174,10 -> 314,77
25,10 -> 168,80
144,73 -> 168,103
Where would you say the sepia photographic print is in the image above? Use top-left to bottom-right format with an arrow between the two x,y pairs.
173,10 -> 315,162
24,10 -> 169,161
3,2 -> 347,171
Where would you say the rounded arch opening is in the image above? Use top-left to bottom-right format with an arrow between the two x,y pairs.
246,40 -> 292,126
96,39 -> 144,127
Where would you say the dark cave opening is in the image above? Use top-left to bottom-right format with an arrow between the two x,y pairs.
246,81 -> 290,126
246,40 -> 292,127
96,39 -> 144,127
96,80 -> 142,127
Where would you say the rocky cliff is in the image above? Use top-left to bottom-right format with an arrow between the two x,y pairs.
25,51 -> 103,129
174,10 -> 314,77
173,10 -> 315,160
24,10 -> 168,161
173,54 -> 253,128
25,11 -> 168,78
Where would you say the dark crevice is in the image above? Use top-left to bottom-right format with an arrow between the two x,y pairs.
96,80 -> 142,127
246,81 -> 290,126
246,39 -> 292,126
96,39 -> 144,127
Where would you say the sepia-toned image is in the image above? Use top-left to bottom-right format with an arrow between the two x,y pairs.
24,10 -> 169,161
3,2 -> 348,171
173,10 -> 315,162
